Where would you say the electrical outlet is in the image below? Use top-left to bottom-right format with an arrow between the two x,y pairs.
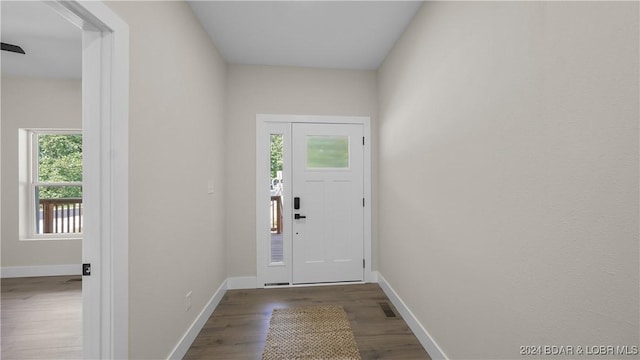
185,291 -> 192,312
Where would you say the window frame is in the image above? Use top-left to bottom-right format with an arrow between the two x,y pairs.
19,128 -> 83,240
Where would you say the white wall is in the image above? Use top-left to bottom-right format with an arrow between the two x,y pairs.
105,2 -> 227,359
226,64 -> 378,278
378,2 -> 639,359
1,76 -> 82,268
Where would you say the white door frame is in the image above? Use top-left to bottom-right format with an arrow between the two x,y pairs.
256,114 -> 373,287
48,2 -> 129,358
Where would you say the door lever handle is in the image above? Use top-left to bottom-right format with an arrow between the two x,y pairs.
294,214 -> 306,219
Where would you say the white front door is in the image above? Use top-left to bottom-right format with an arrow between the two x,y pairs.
292,123 -> 364,284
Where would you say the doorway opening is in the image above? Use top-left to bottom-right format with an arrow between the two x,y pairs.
1,1 -> 129,358
256,115 -> 373,288
1,2 -> 83,358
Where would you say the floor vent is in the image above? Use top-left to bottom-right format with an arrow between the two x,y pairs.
379,302 -> 396,317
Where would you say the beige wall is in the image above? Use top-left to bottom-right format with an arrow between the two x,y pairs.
106,2 -> 227,359
1,77 -> 82,267
378,2 -> 639,359
226,64 -> 378,277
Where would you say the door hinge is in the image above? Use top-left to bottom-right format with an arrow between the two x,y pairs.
82,263 -> 91,276
363,259 -> 366,268
362,136 -> 365,146
363,198 -> 365,207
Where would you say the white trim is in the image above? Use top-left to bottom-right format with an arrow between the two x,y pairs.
256,114 -> 373,287
290,281 -> 364,288
1,264 -> 81,278
48,2 -> 130,358
227,276 -> 259,290
258,114 -> 370,125
167,280 -> 228,360
256,122 -> 292,287
81,26 -> 105,359
362,119 -> 373,282
377,273 -> 448,360
370,270 -> 379,283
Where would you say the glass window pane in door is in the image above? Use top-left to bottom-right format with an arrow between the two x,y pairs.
306,135 -> 349,168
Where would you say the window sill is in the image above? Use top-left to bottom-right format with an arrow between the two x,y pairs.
20,236 -> 83,241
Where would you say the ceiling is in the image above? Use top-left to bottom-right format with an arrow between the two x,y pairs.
188,1 -> 423,70
1,1 -> 82,79
1,1 -> 422,79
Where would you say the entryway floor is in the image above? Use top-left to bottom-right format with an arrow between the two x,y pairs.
184,283 -> 431,360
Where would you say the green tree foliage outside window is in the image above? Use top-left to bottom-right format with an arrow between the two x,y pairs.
270,134 -> 283,180
37,134 -> 83,199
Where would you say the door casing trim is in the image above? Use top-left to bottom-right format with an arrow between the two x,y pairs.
255,114 -> 373,287
47,1 -> 129,358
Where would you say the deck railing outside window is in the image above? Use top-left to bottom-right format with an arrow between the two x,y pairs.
39,198 -> 83,234
270,195 -> 283,234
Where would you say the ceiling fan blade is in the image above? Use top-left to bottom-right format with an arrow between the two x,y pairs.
1,42 -> 26,54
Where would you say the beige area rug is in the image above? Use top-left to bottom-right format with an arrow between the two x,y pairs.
262,305 -> 362,360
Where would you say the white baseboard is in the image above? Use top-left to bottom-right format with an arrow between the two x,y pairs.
369,270 -> 379,283
227,276 -> 257,289
1,264 -> 81,278
167,279 -> 228,360
377,272 -> 448,360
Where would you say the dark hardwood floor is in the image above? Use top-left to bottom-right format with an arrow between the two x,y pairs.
1,278 -> 429,359
1,275 -> 82,360
184,283 -> 431,360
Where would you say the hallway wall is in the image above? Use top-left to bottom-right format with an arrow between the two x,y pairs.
378,2 -> 639,359
106,2 -> 227,358
225,64 -> 378,278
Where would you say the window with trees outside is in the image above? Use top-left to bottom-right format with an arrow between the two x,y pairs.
22,129 -> 83,238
